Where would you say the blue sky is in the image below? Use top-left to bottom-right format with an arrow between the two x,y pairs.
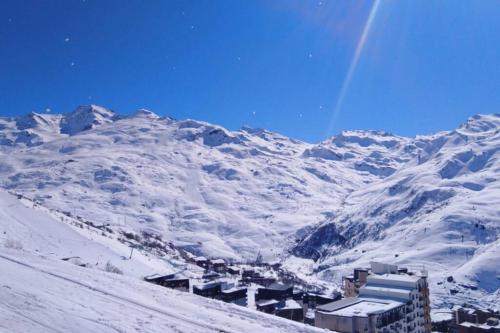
0,0 -> 499,142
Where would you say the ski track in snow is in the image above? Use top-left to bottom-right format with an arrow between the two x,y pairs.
0,254 -> 236,333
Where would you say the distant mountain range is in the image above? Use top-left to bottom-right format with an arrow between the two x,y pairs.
1,105 -> 498,309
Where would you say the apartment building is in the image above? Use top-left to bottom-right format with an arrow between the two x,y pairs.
317,262 -> 431,333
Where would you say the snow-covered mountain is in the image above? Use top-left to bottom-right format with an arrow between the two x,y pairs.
0,105 -> 498,310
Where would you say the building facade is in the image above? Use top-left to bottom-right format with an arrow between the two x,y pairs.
319,262 -> 432,333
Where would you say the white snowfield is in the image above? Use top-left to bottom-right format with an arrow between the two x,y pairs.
0,190 -> 325,333
0,105 -> 499,311
0,253 -> 327,333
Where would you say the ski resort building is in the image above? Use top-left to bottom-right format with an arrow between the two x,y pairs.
315,297 -> 406,333
194,256 -> 208,268
256,299 -> 283,314
452,307 -> 500,333
255,283 -> 294,302
209,259 -> 227,273
317,262 -> 431,333
275,299 -> 304,323
144,273 -> 190,292
193,282 -> 222,298
220,287 -> 248,306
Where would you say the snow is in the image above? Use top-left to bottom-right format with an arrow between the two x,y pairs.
322,299 -> 403,317
60,105 -> 116,135
367,273 -> 421,284
0,106 -> 499,313
282,299 -> 302,310
0,190 -> 325,333
0,252 -> 326,333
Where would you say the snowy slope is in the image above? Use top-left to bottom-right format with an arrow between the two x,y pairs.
291,116 -> 500,309
0,105 -> 499,311
0,189 -> 177,279
0,106 -> 365,260
0,190 -> 325,333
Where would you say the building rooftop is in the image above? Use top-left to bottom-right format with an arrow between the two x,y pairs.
144,273 -> 175,280
317,298 -> 403,318
267,283 -> 292,291
256,299 -> 280,307
221,286 -> 246,294
460,321 -> 500,329
195,282 -> 221,290
210,259 -> 225,264
369,273 -> 421,283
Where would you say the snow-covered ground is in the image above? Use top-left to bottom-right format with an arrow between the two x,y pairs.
0,251 -> 327,333
0,105 -> 499,313
0,189 -> 325,333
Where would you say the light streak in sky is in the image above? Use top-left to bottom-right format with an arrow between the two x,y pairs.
326,0 -> 381,137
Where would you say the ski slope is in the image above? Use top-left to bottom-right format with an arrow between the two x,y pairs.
0,189 -> 325,333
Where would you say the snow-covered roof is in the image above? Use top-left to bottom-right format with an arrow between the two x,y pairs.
221,286 -> 246,294
210,259 -> 225,264
280,299 -> 302,310
195,282 -> 221,290
367,273 -> 421,287
318,298 -> 404,318
267,283 -> 292,291
256,299 -> 280,307
459,321 -> 500,329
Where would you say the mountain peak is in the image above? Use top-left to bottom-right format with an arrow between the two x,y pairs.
15,112 -> 52,130
60,105 -> 116,135
130,109 -> 160,120
329,130 -> 403,149
457,113 -> 500,135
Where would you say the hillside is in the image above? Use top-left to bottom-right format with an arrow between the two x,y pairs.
0,189 -> 324,333
0,105 -> 498,310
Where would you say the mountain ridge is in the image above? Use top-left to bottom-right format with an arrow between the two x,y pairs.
0,106 -> 498,309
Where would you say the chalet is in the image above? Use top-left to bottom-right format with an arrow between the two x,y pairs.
303,292 -> 342,310
240,269 -> 276,286
210,259 -> 226,273
242,269 -> 257,279
241,276 -> 276,287
255,283 -> 293,302
256,299 -> 283,314
275,299 -> 304,323
220,287 -> 247,306
292,289 -> 304,303
144,274 -> 190,292
194,256 -> 209,268
227,266 -> 240,275
193,282 -> 222,299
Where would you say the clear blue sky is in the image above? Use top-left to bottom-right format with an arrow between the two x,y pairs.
1,0 -> 499,142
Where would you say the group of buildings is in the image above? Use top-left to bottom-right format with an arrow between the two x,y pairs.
143,251 -> 499,333
432,306 -> 500,333
144,256 -> 443,333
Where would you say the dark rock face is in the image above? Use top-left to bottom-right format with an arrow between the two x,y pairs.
292,223 -> 346,261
